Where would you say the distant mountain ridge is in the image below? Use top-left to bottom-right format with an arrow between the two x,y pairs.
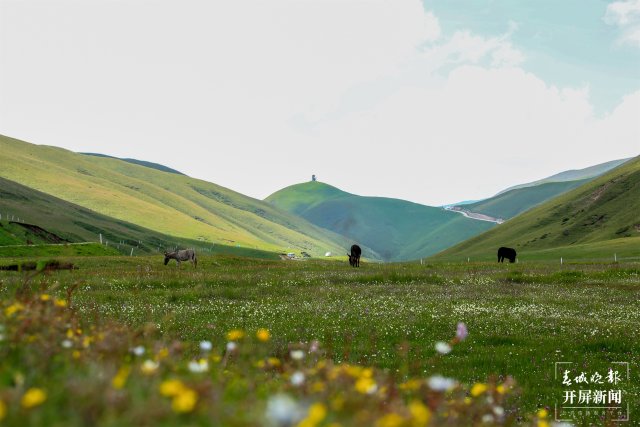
496,158 -> 630,195
432,155 -> 640,261
266,181 -> 494,261
454,158 -> 631,221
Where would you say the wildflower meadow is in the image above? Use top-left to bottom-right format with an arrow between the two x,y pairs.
0,255 -> 638,426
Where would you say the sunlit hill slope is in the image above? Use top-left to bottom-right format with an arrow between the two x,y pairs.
0,134 -> 355,257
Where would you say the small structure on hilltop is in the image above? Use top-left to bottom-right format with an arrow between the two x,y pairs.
312,174 -> 316,182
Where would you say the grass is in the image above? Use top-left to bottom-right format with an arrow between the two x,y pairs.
0,134 -> 353,257
432,156 -> 640,262
266,182 -> 494,261
0,243 -> 119,258
1,256 -> 637,425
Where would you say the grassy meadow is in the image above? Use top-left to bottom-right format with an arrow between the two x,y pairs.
1,255 -> 638,426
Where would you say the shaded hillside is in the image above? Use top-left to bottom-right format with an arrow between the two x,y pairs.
462,179 -> 590,220
0,135 -> 354,257
266,182 -> 494,261
431,156 -> 640,261
0,176 -> 280,259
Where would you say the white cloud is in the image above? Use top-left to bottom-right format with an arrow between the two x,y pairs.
0,0 -> 638,207
604,0 -> 640,47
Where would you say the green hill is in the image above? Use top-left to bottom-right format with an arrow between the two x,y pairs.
457,158 -> 631,221
462,179 -> 591,220
0,134 -> 355,257
496,158 -> 630,194
431,156 -> 640,262
0,176 -> 283,259
266,182 -> 494,261
81,153 -> 186,175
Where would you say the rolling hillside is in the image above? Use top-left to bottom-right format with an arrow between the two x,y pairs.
456,158 -> 630,221
266,182 -> 494,261
0,176 -> 281,259
461,179 -> 591,220
431,156 -> 640,262
0,134 -> 355,257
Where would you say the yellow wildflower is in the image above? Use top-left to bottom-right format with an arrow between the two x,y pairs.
256,328 -> 271,342
470,383 -> 488,397
54,298 -> 67,307
399,379 -> 422,391
297,402 -> 327,427
537,409 -> 548,418
538,421 -> 550,427
496,384 -> 506,394
409,400 -> 431,426
21,388 -> 47,409
72,350 -> 81,359
160,379 -> 186,397
0,399 -> 6,421
345,365 -> 363,378
311,381 -> 326,393
171,388 -> 198,413
66,329 -> 74,339
354,377 -> 377,394
227,329 -> 245,340
267,357 -> 281,367
376,413 -> 404,427
156,347 -> 169,361
5,303 -> 24,317
330,396 -> 345,411
464,397 -> 472,405
82,336 -> 93,348
112,366 -> 131,389
40,294 -> 50,301
211,354 -> 222,363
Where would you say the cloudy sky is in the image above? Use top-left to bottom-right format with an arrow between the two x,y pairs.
1,0 -> 639,206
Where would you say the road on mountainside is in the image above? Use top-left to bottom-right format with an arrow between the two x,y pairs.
443,206 -> 504,224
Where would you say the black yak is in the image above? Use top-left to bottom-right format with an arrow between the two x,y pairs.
348,244 -> 362,267
497,247 -> 516,263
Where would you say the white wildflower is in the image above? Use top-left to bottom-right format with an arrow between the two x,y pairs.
435,341 -> 452,355
131,345 -> 145,356
290,371 -> 305,386
290,349 -> 305,360
188,358 -> 209,373
427,375 -> 456,391
199,340 -> 213,352
265,394 -> 304,427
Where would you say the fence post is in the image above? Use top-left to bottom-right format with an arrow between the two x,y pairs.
614,253 -> 617,262
560,257 -> 563,265
99,233 -> 103,244
130,248 -> 134,256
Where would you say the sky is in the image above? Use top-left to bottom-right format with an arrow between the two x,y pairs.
1,0 -> 639,206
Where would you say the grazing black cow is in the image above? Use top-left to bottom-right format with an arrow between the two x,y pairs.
164,249 -> 197,268
348,244 -> 362,267
497,247 -> 517,263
